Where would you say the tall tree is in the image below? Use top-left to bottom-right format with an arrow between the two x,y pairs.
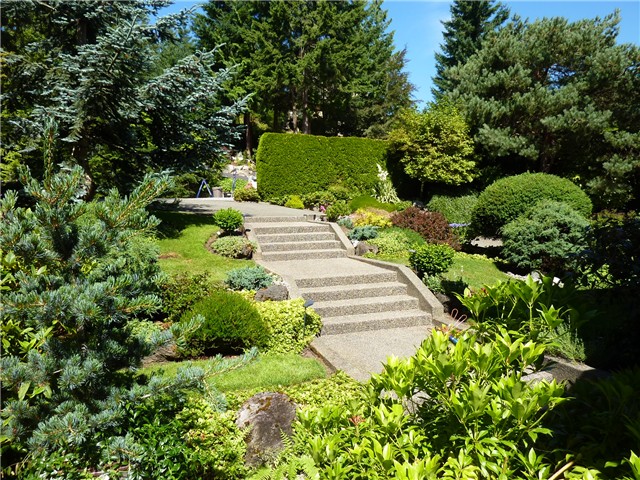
432,0 -> 509,98
1,0 -> 245,195
450,12 -> 640,209
194,0 -> 413,143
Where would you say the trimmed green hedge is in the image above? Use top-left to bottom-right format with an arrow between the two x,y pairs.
256,133 -> 389,200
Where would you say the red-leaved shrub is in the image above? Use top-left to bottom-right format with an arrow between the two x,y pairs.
391,206 -> 460,250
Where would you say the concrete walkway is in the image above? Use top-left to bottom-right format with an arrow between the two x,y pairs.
164,199 -> 442,381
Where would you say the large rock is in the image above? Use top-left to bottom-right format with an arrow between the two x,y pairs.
255,284 -> 289,302
236,392 -> 297,467
141,341 -> 179,366
355,241 -> 379,256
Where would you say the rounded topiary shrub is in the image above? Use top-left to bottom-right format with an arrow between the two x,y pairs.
177,289 -> 268,357
212,208 -> 244,233
392,206 -> 460,250
470,173 -> 592,237
501,200 -> 590,275
409,243 -> 455,278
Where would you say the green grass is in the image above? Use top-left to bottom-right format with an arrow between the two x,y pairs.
443,252 -> 510,290
143,353 -> 327,393
152,211 -> 254,280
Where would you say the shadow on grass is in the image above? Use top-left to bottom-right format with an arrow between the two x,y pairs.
151,210 -> 216,239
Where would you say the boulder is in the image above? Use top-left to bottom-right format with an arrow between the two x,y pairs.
141,340 -> 179,366
255,284 -> 289,302
236,392 -> 297,467
355,241 -> 379,256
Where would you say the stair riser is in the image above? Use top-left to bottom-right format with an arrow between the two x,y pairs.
261,250 -> 346,261
314,298 -> 418,317
300,285 -> 407,302
245,216 -> 307,223
297,272 -> 398,288
260,241 -> 341,252
253,225 -> 331,235
257,232 -> 336,243
321,315 -> 429,335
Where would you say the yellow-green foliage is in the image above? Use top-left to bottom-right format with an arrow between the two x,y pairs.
256,133 -> 389,200
254,298 -> 322,354
285,195 -> 305,209
352,208 -> 392,228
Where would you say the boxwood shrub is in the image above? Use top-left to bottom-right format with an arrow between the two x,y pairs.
410,243 -> 455,278
177,290 -> 268,357
254,299 -> 322,354
212,208 -> 244,233
470,173 -> 592,237
256,133 -> 389,200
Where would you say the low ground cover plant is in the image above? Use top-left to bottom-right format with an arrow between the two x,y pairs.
366,227 -> 426,259
352,207 -> 393,228
159,272 -> 216,322
210,235 -> 255,259
225,265 -> 274,291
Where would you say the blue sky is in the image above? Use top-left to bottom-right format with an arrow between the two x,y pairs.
160,1 -> 640,105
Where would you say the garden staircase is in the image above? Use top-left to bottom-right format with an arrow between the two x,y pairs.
245,215 -> 440,381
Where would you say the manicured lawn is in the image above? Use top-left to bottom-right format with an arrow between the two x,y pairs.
443,252 -> 510,291
143,353 -> 327,393
152,210 -> 254,281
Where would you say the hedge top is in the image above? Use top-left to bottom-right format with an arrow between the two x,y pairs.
256,133 -> 389,200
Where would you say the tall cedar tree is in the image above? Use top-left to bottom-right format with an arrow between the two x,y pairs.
450,12 -> 640,210
193,0 -> 413,146
432,0 -> 509,99
0,0 -> 245,196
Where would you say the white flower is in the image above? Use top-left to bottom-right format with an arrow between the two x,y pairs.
377,163 -> 388,181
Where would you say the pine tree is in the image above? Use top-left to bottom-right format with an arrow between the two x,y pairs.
432,0 -> 509,98
194,0 -> 413,140
450,12 -> 640,209
1,0 -> 245,195
0,124 -> 207,474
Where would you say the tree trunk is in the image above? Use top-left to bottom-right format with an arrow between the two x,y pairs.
72,135 -> 96,200
244,111 -> 253,158
302,87 -> 310,134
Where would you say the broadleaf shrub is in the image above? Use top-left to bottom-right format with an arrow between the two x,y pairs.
225,266 -> 273,291
326,200 -> 351,222
409,243 -> 455,278
352,208 -> 392,228
301,191 -> 336,209
233,185 -> 260,202
392,206 -> 460,249
218,177 -> 247,194
501,200 -> 589,274
470,172 -> 592,237
254,299 -> 322,354
210,236 -> 254,259
177,290 -> 268,356
348,225 -> 379,241
284,195 -> 305,209
212,208 -> 244,233
256,133 -> 388,199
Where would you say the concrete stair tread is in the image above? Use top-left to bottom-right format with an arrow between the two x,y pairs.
313,294 -> 417,309
247,221 -> 329,229
311,325 -> 433,382
321,308 -> 429,324
301,281 -> 406,295
257,232 -> 336,242
261,240 -> 341,252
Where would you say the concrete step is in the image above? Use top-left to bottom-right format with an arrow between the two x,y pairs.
313,295 -> 419,318
250,223 -> 332,235
300,281 -> 407,302
256,231 -> 337,243
310,325 -> 432,382
260,240 -> 342,252
296,271 -> 398,288
260,249 -> 346,262
245,216 -> 308,223
321,309 -> 430,335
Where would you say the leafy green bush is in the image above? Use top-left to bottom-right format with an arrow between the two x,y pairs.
160,273 -> 215,323
352,208 -> 392,228
212,208 -> 244,233
470,172 -> 592,237
225,266 -> 273,291
256,133 -> 388,200
210,236 -> 255,259
218,177 -> 248,194
502,200 -> 589,274
233,185 -> 260,202
255,299 -> 322,354
367,227 -> 425,258
348,225 -> 379,241
327,185 -> 353,202
326,200 -> 351,221
301,191 -> 336,209
349,194 -> 399,212
409,243 -> 455,278
576,211 -> 640,289
177,290 -> 268,356
392,206 -> 460,249
285,195 -> 305,209
427,193 -> 478,224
